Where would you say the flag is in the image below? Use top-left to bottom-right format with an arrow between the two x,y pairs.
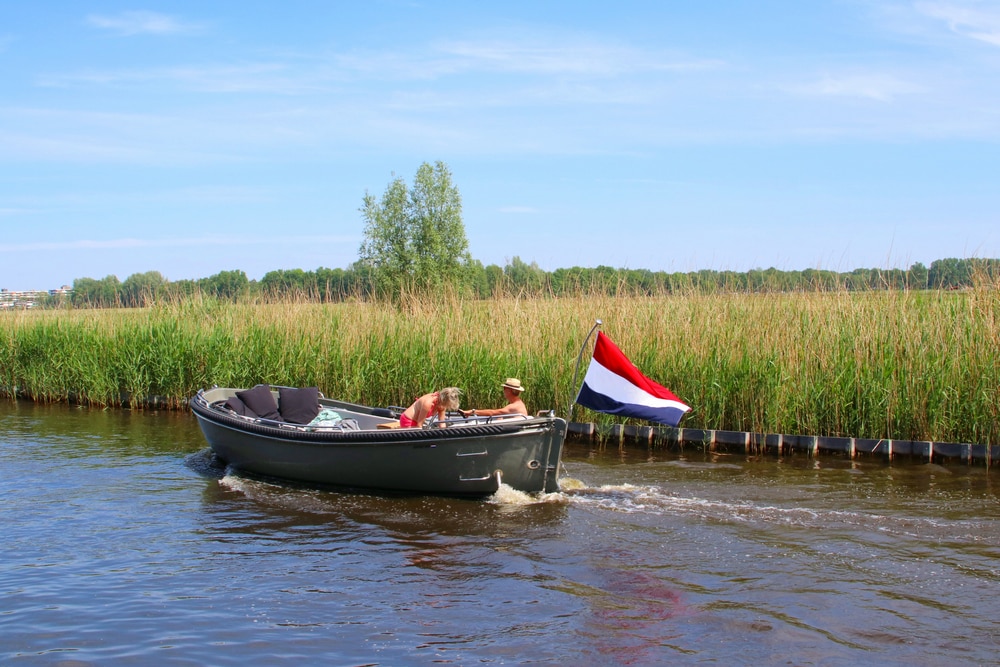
575,331 -> 691,427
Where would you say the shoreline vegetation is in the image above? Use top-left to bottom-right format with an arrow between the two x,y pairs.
8,257 -> 1000,310
1,282 -> 998,446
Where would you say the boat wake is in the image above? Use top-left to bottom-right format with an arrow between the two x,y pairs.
568,483 -> 832,529
218,470 -> 255,494
483,468 -> 603,506
207,467 -> 996,548
183,448 -> 227,477
216,468 -> 356,516
486,482 -> 570,507
548,477 -> 1000,546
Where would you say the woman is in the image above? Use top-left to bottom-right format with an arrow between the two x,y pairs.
399,387 -> 461,428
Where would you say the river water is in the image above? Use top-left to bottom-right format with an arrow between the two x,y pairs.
1,400 -> 998,666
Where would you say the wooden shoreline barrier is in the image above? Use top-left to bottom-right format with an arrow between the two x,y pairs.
566,422 -> 998,468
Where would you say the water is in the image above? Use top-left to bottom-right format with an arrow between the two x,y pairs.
2,400 -> 998,666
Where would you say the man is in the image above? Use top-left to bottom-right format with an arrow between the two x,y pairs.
461,378 -> 528,418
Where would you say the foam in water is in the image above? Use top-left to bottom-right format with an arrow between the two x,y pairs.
219,471 -> 250,493
487,470 -> 572,505
555,476 -> 588,491
488,483 -> 538,505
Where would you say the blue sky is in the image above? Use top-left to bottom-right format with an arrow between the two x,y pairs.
2,1 -> 999,290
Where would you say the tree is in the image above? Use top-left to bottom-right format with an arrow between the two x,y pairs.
315,266 -> 357,302
484,263 -> 505,297
71,275 -> 121,308
358,175 -> 410,296
200,270 -> 249,301
928,258 -> 964,289
121,271 -> 166,307
357,161 -> 471,297
504,256 -> 548,295
260,268 -> 311,299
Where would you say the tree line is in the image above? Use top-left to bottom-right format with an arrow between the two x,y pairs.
42,256 -> 997,309
34,161 -> 1000,308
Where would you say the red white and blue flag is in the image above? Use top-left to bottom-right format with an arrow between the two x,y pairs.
575,331 -> 691,427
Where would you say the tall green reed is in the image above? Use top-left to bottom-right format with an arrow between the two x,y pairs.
1,282 -> 996,443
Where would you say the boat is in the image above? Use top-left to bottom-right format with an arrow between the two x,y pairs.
189,385 -> 567,496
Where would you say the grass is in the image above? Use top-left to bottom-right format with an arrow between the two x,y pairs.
1,283 -> 997,444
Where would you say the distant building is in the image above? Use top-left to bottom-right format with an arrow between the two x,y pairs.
0,286 -> 72,309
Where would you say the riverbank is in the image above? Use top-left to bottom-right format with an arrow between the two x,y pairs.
1,287 -> 998,444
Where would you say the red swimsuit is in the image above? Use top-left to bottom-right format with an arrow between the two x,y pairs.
400,397 -> 439,428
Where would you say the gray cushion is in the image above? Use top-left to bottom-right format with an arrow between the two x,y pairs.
278,386 -> 320,424
223,396 -> 254,417
235,385 -> 281,421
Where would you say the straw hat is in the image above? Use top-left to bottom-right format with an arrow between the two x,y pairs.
502,378 -> 525,393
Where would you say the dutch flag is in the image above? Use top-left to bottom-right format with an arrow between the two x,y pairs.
575,331 -> 691,427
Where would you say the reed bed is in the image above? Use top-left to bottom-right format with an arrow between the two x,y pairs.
1,284 -> 997,444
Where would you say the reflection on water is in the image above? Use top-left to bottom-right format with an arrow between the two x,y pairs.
2,400 -> 999,666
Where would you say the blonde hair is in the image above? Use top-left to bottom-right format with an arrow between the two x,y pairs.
437,387 -> 462,411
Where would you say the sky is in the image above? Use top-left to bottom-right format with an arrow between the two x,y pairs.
2,1 -> 999,290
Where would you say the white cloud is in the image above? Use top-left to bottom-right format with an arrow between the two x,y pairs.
0,208 -> 33,216
39,63 -> 309,95
916,1 -> 1000,46
436,39 -> 723,76
498,206 -> 539,214
7,13 -> 998,165
0,235 -> 356,253
321,32 -> 725,83
793,72 -> 926,101
86,11 -> 202,36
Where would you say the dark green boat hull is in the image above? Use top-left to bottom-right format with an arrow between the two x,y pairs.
191,387 -> 566,496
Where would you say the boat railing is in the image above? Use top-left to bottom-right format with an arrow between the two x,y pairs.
195,388 -> 556,432
429,412 -> 533,429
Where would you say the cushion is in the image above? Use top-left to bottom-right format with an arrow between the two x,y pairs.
278,386 -> 320,424
223,396 -> 255,417
235,385 -> 281,421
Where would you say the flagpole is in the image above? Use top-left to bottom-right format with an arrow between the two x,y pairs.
566,319 -> 602,421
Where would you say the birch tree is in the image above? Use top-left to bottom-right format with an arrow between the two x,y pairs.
358,161 -> 471,297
